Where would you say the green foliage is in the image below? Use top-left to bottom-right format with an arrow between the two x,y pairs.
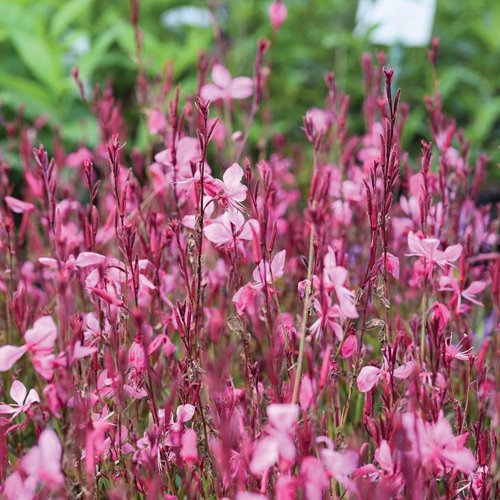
0,0 -> 498,178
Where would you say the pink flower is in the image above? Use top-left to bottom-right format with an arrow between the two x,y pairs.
300,456 -> 329,500
200,64 -> 253,102
180,428 -> 198,466
357,366 -> 383,393
461,281 -> 487,306
0,315 -> 57,372
250,404 -> 298,474
306,108 -> 332,135
21,428 -> 64,487
357,361 -> 416,392
232,283 -> 261,316
0,380 -> 40,419
205,212 -> 258,248
4,196 -> 35,214
165,404 -> 196,448
445,336 -> 473,362
268,0 -> 287,30
378,252 -> 400,280
215,163 -> 248,214
75,252 -> 106,268
309,297 -> 342,339
253,250 -> 286,287
147,109 -> 167,135
375,440 -> 394,474
66,147 -> 92,168
322,247 -> 358,319
299,374 -> 316,411
407,231 -> 462,270
317,436 -> 358,493
401,412 -> 476,475
128,337 -> 146,372
341,334 -> 358,359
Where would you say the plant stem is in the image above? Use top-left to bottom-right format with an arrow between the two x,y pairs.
420,287 -> 427,366
291,218 -> 315,404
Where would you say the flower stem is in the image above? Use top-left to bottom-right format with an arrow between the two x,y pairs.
420,287 -> 427,365
291,219 -> 315,404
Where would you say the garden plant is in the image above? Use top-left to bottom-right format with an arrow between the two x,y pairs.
0,1 -> 498,498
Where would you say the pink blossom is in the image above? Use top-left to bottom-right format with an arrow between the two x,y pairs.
147,109 -> 167,134
445,336 -> 473,362
401,412 -> 476,475
461,281 -> 487,306
165,404 -> 196,448
341,334 -> 358,359
317,436 -> 358,493
300,456 -> 329,500
379,252 -> 400,280
21,428 -> 64,488
75,251 -> 106,268
0,380 -> 40,419
299,374 -> 316,410
321,247 -> 358,318
407,231 -> 462,270
66,147 -> 93,168
205,212 -> 258,248
200,64 -> 253,102
250,404 -> 298,474
180,428 -> 198,465
309,296 -> 342,339
0,315 -> 57,372
253,250 -> 286,286
357,360 -> 416,392
357,366 -> 383,393
215,163 -> 248,214
375,439 -> 394,474
232,283 -> 261,316
4,196 -> 35,214
268,1 -> 287,30
306,108 -> 332,135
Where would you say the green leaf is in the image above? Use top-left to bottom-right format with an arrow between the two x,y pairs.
0,72 -> 56,116
51,0 -> 93,37
9,31 -> 63,94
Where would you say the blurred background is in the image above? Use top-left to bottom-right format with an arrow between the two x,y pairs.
0,0 -> 498,187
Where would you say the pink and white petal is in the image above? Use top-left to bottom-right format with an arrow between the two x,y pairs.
200,84 -> 224,102
177,404 -> 196,423
0,404 -> 18,414
270,250 -> 286,280
4,196 -> 35,214
75,252 -> 106,268
25,388 -> 41,406
39,428 -> 63,482
441,243 -> 463,263
24,316 -> 57,352
356,366 -> 382,392
204,221 -> 232,247
223,163 -> 245,190
211,64 -> 232,88
230,77 -> 254,99
10,380 -> 27,406
0,345 -> 28,372
266,403 -> 298,431
393,360 -> 416,379
277,433 -> 296,463
375,439 -> 393,473
250,436 -> 280,474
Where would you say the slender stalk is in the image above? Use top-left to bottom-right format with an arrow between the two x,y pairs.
291,217 -> 315,405
420,285 -> 427,366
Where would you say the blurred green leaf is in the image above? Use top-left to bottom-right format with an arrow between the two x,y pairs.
51,0 -> 93,37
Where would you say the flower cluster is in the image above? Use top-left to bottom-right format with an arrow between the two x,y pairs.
0,7 -> 497,499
